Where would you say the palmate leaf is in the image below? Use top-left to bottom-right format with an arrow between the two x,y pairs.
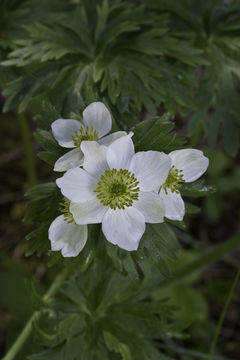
131,113 -> 185,153
1,0 -> 203,116
104,332 -> 132,360
104,224 -> 178,281
28,336 -> 84,360
103,221 -> 179,282
0,0 -> 72,51
29,261 -> 186,360
144,0 -> 240,156
135,223 -> 180,280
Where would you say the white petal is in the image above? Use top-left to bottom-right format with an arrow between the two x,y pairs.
102,207 -> 145,251
133,191 -> 165,223
83,102 -> 112,138
56,168 -> 97,202
159,188 -> 185,221
169,149 -> 209,182
70,197 -> 107,225
54,148 -> 84,172
98,131 -> 127,146
48,215 -> 87,257
51,119 -> 83,148
129,151 -> 171,192
107,134 -> 134,170
81,141 -> 108,178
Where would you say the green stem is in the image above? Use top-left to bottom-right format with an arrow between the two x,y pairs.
18,113 -> 37,186
2,260 -> 78,360
209,268 -> 240,357
159,234 -> 240,289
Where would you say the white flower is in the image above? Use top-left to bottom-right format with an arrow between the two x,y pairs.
159,149 -> 209,221
48,199 -> 88,257
56,134 -> 171,252
51,102 -> 126,172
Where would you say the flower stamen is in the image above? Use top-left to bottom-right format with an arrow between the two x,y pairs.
59,198 -> 75,223
162,165 -> 185,194
72,126 -> 98,147
94,168 -> 139,210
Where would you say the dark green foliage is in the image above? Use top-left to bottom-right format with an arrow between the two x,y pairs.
28,259 -> 186,360
132,113 -> 185,153
104,222 -> 179,280
2,0 -> 238,154
24,182 -> 62,256
1,0 -> 202,117
2,0 -> 239,155
0,0 -> 71,88
142,0 -> 240,156
35,129 -> 66,166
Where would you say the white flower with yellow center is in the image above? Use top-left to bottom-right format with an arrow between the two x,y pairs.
51,102 -> 126,172
160,149 -> 209,221
56,135 -> 171,251
48,198 -> 88,257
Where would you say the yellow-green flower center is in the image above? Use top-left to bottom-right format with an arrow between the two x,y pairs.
72,126 -> 98,147
162,165 -> 185,194
60,198 -> 75,223
94,169 -> 139,210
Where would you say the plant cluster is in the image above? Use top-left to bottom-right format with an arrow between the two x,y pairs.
1,1 -> 240,360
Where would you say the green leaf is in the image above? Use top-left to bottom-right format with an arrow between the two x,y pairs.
25,223 -> 50,256
28,348 -> 62,360
37,151 -> 59,166
38,100 -> 61,129
132,114 -> 185,153
28,335 -> 83,360
25,182 -> 59,201
105,242 -> 123,272
34,129 -> 63,154
142,223 -> 180,261
180,180 -> 215,197
135,223 -> 180,279
184,203 -> 200,214
104,331 -> 132,360
24,182 -> 61,257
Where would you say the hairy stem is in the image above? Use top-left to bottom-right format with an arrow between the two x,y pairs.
18,113 -> 37,186
2,260 -> 78,360
209,268 -> 240,357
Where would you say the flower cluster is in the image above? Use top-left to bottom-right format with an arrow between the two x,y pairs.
49,102 -> 209,256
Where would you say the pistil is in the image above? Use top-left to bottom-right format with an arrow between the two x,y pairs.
94,168 -> 139,210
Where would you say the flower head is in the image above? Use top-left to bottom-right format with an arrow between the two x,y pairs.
51,102 -> 126,172
56,135 -> 171,252
48,198 -> 88,257
160,149 -> 209,221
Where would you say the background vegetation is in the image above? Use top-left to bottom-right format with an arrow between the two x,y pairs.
0,0 -> 239,359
